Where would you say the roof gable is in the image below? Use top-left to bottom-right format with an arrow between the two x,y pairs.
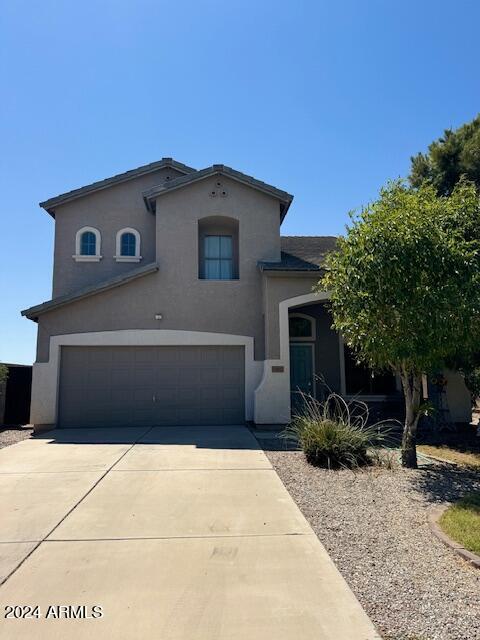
40,158 -> 196,216
142,165 -> 293,221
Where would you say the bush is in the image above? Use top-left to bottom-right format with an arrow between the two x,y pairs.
284,393 -> 392,469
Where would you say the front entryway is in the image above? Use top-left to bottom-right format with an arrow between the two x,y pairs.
290,343 -> 314,411
58,345 -> 245,427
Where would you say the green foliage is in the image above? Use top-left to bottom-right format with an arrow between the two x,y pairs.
0,364 -> 8,386
439,492 -> 480,555
463,367 -> 480,402
321,180 -> 480,376
283,393 -> 392,469
410,114 -> 480,195
412,116 -> 480,397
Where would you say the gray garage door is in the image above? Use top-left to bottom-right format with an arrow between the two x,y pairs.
58,346 -> 245,428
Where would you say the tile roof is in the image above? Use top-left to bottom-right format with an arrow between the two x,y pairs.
22,262 -> 159,320
259,236 -> 337,272
143,164 -> 293,220
39,158 -> 196,216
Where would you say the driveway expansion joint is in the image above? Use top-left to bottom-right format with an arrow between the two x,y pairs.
0,426 -> 154,586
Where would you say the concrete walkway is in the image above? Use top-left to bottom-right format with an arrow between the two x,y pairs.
0,426 -> 380,639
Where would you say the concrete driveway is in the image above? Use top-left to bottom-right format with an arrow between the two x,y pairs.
0,425 -> 379,639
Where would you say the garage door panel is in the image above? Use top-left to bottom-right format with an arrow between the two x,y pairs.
155,349 -> 179,365
111,369 -> 134,388
199,368 -> 222,385
181,387 -> 202,404
59,346 -> 245,427
199,387 -> 219,404
130,388 -> 154,404
222,387 -> 243,403
130,410 -> 154,426
153,408 -> 179,425
221,369 -> 243,385
130,363 -> 155,379
133,349 -> 158,364
173,368 -> 199,386
223,408 -> 243,424
156,372 -> 180,389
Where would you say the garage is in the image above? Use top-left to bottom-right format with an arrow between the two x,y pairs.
58,345 -> 245,427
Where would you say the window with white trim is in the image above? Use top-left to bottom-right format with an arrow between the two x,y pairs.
73,227 -> 102,262
115,228 -> 141,262
289,313 -> 316,340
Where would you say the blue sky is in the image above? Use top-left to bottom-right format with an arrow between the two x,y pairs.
1,0 -> 479,365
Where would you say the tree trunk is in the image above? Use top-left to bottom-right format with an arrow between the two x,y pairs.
400,368 -> 423,469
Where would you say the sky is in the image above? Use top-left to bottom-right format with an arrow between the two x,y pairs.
1,0 -> 479,365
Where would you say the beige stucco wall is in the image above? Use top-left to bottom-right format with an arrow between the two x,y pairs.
263,274 -> 321,359
36,175 -> 283,363
51,167 -> 185,297
444,369 -> 472,423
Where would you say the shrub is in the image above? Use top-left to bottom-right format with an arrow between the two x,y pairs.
284,393 -> 393,469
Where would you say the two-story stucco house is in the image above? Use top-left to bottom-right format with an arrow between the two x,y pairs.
22,158 -> 470,429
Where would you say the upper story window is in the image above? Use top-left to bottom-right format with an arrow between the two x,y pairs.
204,236 -> 233,279
198,216 -> 239,280
73,227 -> 102,262
121,233 -> 136,256
115,228 -> 141,262
81,231 -> 96,255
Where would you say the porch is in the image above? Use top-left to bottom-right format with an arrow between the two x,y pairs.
287,302 -> 402,419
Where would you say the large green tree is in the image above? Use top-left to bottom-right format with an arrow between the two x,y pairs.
410,114 -> 480,195
320,181 -> 480,468
410,115 -> 480,398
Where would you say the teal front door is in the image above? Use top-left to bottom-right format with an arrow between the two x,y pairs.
290,343 -> 314,412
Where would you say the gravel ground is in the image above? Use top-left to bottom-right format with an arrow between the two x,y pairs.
263,443 -> 480,640
0,426 -> 33,449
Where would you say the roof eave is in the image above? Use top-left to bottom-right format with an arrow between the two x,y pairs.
22,262 -> 159,321
142,165 -> 293,214
39,159 -> 196,216
260,269 -> 326,280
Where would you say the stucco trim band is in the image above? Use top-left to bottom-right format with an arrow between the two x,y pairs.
30,330 -> 263,427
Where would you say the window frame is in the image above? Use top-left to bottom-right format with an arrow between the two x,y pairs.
288,313 -> 316,341
339,336 -> 401,399
203,234 -> 234,280
73,226 -> 102,262
198,216 -> 239,281
114,227 -> 142,262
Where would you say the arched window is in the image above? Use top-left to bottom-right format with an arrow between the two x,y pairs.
289,313 -> 315,340
81,231 -> 96,255
115,228 -> 141,262
121,232 -> 136,256
198,216 -> 239,280
73,227 -> 102,262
